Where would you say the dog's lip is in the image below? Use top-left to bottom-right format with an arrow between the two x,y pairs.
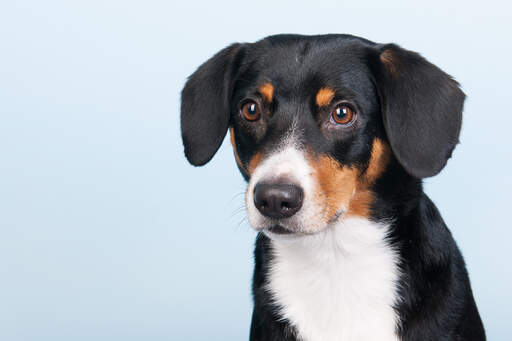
264,224 -> 319,236
266,224 -> 294,235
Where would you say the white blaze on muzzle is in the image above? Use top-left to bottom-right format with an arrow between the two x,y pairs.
245,143 -> 329,236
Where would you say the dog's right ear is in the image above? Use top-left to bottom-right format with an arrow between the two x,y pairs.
181,43 -> 245,166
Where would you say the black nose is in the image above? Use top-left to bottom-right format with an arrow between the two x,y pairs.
253,183 -> 304,219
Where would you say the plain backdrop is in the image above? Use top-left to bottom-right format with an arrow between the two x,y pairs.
1,1 -> 510,340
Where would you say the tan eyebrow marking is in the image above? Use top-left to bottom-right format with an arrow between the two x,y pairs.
316,87 -> 335,107
258,83 -> 274,102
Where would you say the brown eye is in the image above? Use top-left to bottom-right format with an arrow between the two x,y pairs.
331,103 -> 355,125
241,100 -> 261,121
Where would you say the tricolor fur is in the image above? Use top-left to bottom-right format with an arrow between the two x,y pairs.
181,34 -> 485,340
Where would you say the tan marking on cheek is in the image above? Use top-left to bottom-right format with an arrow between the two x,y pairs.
229,128 -> 264,176
307,139 -> 390,221
346,139 -> 391,218
315,87 -> 335,107
309,153 -> 358,221
259,83 -> 274,103
346,189 -> 374,218
364,138 -> 391,183
229,127 -> 245,171
248,152 -> 264,174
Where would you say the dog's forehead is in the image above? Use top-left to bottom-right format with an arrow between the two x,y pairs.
241,37 -> 373,96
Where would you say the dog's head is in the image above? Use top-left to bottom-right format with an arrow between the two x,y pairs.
181,34 -> 464,237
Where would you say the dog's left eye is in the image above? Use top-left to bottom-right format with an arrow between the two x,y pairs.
331,104 -> 356,125
241,100 -> 261,121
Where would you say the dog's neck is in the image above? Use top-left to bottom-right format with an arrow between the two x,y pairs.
265,217 -> 401,341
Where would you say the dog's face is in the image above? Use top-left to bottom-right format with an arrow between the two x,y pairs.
181,34 -> 464,237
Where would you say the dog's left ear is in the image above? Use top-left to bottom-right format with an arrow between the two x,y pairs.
181,43 -> 245,166
368,44 -> 465,178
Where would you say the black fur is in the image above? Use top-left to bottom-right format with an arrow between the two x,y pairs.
181,43 -> 244,166
369,44 -> 465,178
181,34 -> 485,340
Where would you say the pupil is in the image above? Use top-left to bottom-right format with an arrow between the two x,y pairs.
337,108 -> 346,118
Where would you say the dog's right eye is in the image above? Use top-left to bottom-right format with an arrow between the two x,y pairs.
241,100 -> 261,121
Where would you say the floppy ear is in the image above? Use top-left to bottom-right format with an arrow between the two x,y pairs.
181,43 -> 244,166
369,44 -> 465,178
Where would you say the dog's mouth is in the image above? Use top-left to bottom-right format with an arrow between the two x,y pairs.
266,224 -> 294,235
264,224 -> 326,237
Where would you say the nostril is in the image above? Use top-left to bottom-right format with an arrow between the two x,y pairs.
281,201 -> 290,209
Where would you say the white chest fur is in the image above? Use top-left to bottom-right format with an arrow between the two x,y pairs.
266,218 -> 401,341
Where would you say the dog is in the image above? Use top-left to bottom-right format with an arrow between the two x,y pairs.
180,34 -> 485,341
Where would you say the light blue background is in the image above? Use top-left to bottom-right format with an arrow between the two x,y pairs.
1,1 -> 510,340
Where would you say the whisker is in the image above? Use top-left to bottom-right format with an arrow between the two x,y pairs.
235,216 -> 250,230
229,207 -> 247,220
228,191 -> 246,204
